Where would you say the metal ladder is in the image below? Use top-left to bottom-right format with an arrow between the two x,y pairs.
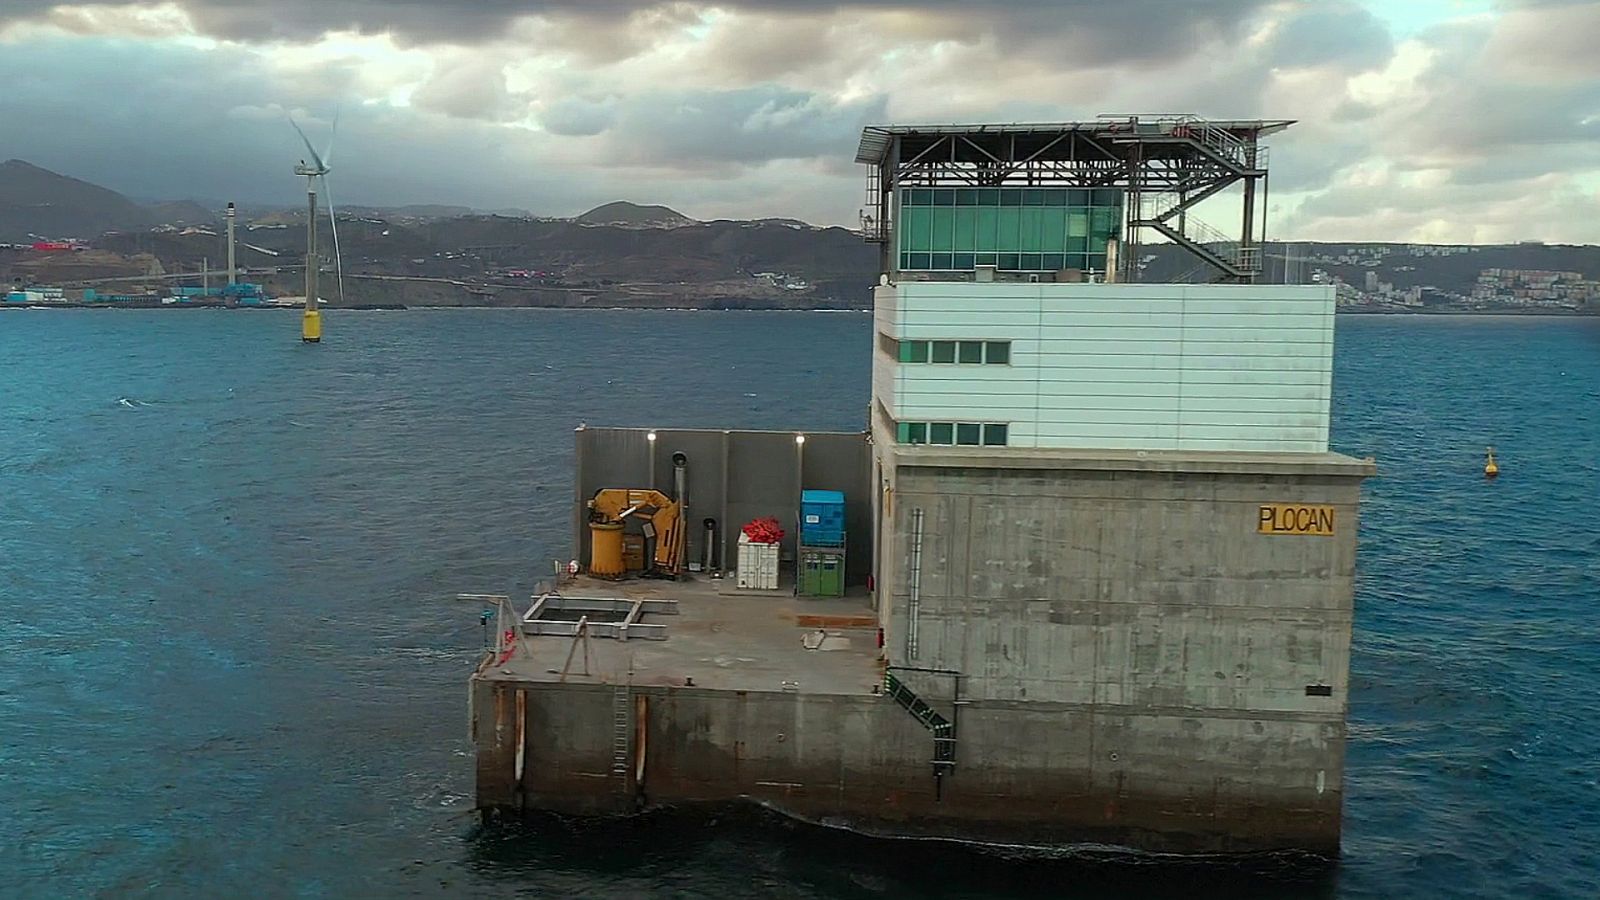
610,686 -> 631,780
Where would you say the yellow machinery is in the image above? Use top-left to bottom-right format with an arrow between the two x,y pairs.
587,489 -> 685,578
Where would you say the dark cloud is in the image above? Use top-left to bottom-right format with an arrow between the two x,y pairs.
1265,2 -> 1392,71
540,97 -> 618,137
593,85 -> 887,170
0,0 -> 1274,52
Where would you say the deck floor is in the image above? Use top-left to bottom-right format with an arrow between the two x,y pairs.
482,574 -> 883,696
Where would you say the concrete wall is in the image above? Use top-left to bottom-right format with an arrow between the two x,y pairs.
573,427 -> 872,582
875,450 -> 1371,851
873,282 -> 1335,452
473,675 -> 1345,854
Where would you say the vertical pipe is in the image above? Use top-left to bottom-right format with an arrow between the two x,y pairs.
907,507 -> 924,659
672,452 -> 689,576
1124,140 -> 1141,283
1241,141 -> 1258,284
225,202 -> 237,286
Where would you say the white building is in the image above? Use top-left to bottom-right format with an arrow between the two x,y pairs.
871,281 -> 1334,453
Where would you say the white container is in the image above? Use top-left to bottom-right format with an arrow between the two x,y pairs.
736,533 -> 781,590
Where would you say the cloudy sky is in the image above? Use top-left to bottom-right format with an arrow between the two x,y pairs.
0,0 -> 1595,242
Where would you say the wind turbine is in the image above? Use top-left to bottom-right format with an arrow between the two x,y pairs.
290,113 -> 345,343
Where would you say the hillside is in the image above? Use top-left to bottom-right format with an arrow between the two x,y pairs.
0,160 -> 154,241
2,159 -> 1595,311
576,201 -> 695,227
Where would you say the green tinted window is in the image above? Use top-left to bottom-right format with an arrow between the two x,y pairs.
929,422 -> 954,445
930,341 -> 956,363
956,423 -> 982,445
982,424 -> 1009,446
958,341 -> 983,364
896,421 -> 912,442
907,422 -> 927,444
897,188 -> 1122,269
899,340 -> 929,363
985,341 -> 1010,364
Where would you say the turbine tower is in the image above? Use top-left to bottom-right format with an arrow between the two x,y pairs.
290,115 -> 344,343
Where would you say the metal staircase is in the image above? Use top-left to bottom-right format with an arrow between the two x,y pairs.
883,672 -> 956,778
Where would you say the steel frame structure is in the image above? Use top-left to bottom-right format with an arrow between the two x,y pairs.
856,115 -> 1292,283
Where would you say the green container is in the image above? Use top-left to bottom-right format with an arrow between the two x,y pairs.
800,550 -> 845,597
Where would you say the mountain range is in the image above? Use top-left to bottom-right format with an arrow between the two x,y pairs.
2,160 -> 1596,311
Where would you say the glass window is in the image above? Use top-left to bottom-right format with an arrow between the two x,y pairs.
896,421 -> 912,443
1020,208 -> 1044,252
1068,188 -> 1090,205
908,422 -> 927,444
929,422 -> 954,445
985,341 -> 1011,364
958,341 -> 983,364
1023,189 -> 1046,206
1067,210 -> 1089,238
975,207 -> 999,251
909,188 -> 933,206
931,252 -> 954,270
930,341 -> 956,363
954,209 -> 976,251
900,340 -> 929,363
904,206 -> 933,252
1021,253 -> 1043,270
975,253 -> 996,266
953,252 -> 975,270
955,188 -> 978,206
998,253 -> 1020,270
1093,188 -> 1123,206
909,252 -> 931,269
999,188 -> 1022,206
932,188 -> 955,206
1043,253 -> 1065,271
931,207 -> 955,251
1067,253 -> 1088,271
982,424 -> 1009,446
956,423 -> 981,445
1045,190 -> 1069,206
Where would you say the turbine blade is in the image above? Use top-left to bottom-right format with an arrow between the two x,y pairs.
322,108 -> 339,169
321,174 -> 346,307
289,115 -> 325,171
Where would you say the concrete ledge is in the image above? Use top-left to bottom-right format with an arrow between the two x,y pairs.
891,445 -> 1377,478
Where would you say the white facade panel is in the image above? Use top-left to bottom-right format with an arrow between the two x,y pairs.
875,281 -> 1336,453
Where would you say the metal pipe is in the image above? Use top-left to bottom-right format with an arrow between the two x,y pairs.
672,452 -> 688,504
907,507 -> 924,659
702,518 -> 717,572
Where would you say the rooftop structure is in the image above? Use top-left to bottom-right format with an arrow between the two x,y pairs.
857,116 -> 1290,283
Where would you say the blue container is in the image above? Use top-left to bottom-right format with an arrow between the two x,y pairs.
800,489 -> 846,547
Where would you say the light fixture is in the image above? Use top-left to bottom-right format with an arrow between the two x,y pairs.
647,431 -> 657,442
795,434 -> 806,445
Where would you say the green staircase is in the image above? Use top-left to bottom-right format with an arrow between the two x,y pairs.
883,672 -> 956,777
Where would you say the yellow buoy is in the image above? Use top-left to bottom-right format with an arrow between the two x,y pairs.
302,308 -> 322,343
1484,446 -> 1499,479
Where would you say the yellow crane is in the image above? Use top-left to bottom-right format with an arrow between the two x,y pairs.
587,489 -> 685,579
